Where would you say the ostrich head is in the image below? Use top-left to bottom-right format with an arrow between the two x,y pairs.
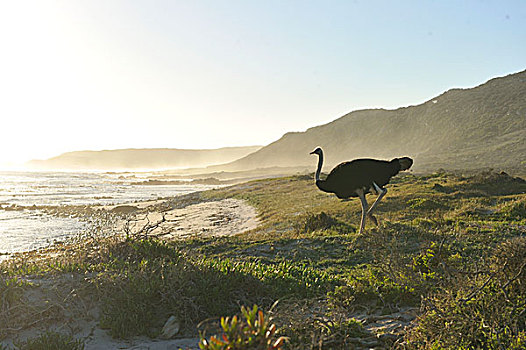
310,147 -> 323,156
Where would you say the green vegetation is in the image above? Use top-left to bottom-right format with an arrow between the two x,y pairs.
1,170 -> 525,348
14,332 -> 84,350
96,238 -> 335,338
199,305 -> 286,350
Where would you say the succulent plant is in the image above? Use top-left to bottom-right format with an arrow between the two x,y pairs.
199,305 -> 286,350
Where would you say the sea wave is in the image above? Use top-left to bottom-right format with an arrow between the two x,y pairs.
0,171 -> 210,254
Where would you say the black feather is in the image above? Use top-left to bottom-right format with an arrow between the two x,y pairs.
316,157 -> 412,198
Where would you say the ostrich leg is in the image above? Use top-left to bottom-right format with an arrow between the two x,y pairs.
357,189 -> 368,234
367,182 -> 387,225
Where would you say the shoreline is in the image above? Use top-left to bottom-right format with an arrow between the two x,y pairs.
0,176 -> 251,257
1,193 -> 260,259
0,193 -> 260,349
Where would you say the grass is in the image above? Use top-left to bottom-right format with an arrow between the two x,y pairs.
1,170 -> 525,348
14,332 -> 84,350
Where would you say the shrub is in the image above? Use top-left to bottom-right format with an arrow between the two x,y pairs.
98,237 -> 336,338
0,276 -> 25,310
99,250 -> 268,338
0,276 -> 29,338
411,241 -> 462,283
328,266 -> 422,312
203,258 -> 337,299
405,237 -> 526,349
199,305 -> 286,350
270,299 -> 371,350
107,237 -> 180,264
297,212 -> 350,234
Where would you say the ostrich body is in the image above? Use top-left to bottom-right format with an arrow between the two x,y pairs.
310,147 -> 413,234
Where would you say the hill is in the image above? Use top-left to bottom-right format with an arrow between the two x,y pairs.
26,146 -> 262,170
215,70 -> 526,173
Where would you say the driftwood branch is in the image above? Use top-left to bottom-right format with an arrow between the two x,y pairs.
123,213 -> 167,239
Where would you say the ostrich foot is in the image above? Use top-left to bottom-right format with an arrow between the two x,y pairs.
368,213 -> 378,226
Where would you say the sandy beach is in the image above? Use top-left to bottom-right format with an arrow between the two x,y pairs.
104,198 -> 259,240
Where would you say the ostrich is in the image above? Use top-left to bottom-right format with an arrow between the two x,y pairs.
310,147 -> 413,234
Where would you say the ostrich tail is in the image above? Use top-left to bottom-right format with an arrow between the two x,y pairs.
398,157 -> 413,171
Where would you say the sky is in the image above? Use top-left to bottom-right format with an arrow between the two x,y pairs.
0,0 -> 525,167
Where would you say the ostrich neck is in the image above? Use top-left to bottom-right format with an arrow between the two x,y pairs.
315,153 -> 323,181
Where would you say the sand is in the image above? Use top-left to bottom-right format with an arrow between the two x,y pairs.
114,198 -> 259,239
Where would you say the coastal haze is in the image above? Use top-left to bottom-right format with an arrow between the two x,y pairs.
3,69 -> 524,255
22,70 -> 526,175
1,2 -> 525,170
26,146 -> 262,171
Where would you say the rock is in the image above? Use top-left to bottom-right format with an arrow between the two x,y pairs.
377,332 -> 399,343
160,315 -> 180,339
110,205 -> 139,214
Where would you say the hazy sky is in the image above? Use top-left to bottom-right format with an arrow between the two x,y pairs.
0,1 -> 525,167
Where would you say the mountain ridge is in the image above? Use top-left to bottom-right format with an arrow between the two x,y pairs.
27,146 -> 262,170
210,70 -> 526,173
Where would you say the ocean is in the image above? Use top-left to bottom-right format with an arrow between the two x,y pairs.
0,171 -> 210,255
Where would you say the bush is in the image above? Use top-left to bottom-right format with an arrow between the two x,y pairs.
98,237 -> 336,338
0,276 -> 29,338
411,241 -> 462,283
297,212 -> 350,234
199,305 -> 286,350
99,246 -> 268,337
317,319 -> 368,348
328,267 -> 422,312
203,258 -> 337,299
0,276 -> 25,311
405,237 -> 526,349
329,239 -> 468,315
269,299 -> 372,350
